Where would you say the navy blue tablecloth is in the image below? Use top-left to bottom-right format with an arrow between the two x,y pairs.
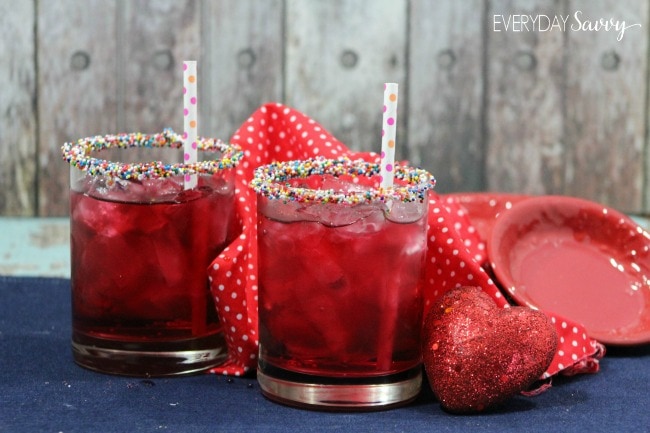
1,276 -> 649,432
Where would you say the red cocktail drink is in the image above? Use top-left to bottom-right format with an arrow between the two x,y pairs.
251,157 -> 435,410
63,131 -> 242,376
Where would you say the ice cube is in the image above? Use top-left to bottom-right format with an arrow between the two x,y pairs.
306,247 -> 348,290
142,177 -> 183,202
205,172 -> 235,195
72,195 -> 123,237
300,290 -> 349,355
85,176 -> 134,202
297,203 -> 381,228
384,200 -> 427,224
357,206 -> 388,233
259,197 -> 305,223
73,232 -> 140,318
151,236 -> 189,289
320,175 -> 373,194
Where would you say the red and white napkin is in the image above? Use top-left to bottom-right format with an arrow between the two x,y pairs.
207,103 -> 604,379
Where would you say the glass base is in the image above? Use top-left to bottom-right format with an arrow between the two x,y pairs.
72,331 -> 228,377
257,362 -> 422,411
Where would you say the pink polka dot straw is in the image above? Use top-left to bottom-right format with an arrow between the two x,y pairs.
380,83 -> 398,189
206,103 -> 604,380
183,60 -> 198,189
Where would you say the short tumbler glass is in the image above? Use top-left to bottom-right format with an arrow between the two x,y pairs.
62,130 -> 243,376
250,157 -> 435,410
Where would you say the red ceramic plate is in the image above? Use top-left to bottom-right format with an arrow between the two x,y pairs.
488,195 -> 650,345
442,193 -> 531,241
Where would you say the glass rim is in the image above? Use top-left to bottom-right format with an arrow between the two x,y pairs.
250,156 -> 436,204
61,129 -> 243,180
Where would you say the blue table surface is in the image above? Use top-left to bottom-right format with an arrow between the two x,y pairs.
0,275 -> 649,433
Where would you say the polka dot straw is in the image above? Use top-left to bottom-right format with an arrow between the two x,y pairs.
183,60 -> 199,188
380,83 -> 398,188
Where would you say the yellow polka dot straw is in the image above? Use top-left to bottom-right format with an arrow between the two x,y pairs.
183,60 -> 198,189
381,83 -> 398,189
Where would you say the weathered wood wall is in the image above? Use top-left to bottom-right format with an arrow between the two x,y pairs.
1,0 -> 648,216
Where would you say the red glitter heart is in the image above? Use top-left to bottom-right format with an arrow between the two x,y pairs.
422,286 -> 558,413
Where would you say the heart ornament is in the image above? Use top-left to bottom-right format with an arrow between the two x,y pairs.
422,286 -> 558,413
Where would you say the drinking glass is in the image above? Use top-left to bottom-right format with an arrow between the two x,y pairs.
62,130 -> 243,376
251,156 -> 435,409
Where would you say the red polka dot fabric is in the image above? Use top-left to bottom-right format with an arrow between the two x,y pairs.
207,103 -> 605,379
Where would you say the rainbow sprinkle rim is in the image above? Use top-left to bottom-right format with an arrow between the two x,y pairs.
61,129 -> 243,180
250,156 -> 436,204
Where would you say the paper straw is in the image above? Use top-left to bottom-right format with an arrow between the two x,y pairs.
183,60 -> 198,189
380,83 -> 398,189
377,83 -> 400,371
183,61 -> 204,335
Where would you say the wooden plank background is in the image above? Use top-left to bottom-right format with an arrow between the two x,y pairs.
1,0 -> 648,216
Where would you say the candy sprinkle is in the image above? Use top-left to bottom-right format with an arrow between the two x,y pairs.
61,129 -> 243,180
250,156 -> 436,204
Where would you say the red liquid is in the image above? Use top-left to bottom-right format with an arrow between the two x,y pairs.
257,197 -> 427,378
70,174 -> 236,349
